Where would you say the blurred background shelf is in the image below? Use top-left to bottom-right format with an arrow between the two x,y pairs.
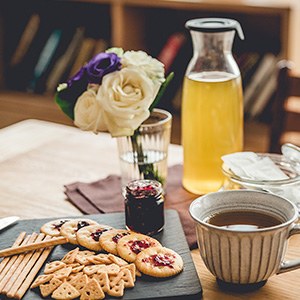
0,0 -> 299,153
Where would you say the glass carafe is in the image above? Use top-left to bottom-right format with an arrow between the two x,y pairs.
182,18 -> 244,194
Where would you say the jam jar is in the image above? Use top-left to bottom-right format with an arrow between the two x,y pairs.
124,179 -> 164,235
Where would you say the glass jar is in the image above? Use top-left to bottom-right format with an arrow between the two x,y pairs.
182,18 -> 244,194
222,153 -> 300,210
124,179 -> 164,235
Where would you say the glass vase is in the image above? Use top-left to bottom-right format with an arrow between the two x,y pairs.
117,108 -> 172,190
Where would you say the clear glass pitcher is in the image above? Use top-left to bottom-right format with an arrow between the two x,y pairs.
182,18 -> 244,194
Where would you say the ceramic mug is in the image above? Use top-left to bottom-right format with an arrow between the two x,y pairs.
189,190 -> 300,285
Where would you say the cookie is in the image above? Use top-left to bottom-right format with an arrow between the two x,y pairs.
44,261 -> 66,274
116,233 -> 161,262
92,272 -> 109,292
108,254 -> 128,266
61,248 -> 79,264
76,224 -> 113,251
75,250 -> 95,265
99,229 -> 131,255
39,278 -> 62,297
81,278 -> 105,300
87,254 -> 112,265
40,219 -> 70,237
31,274 -> 54,289
135,246 -> 184,278
60,219 -> 99,244
69,273 -> 88,294
51,282 -> 80,299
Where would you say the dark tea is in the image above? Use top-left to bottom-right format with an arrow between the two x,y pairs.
205,210 -> 282,231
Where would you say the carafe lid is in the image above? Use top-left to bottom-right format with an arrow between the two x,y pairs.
185,18 -> 244,40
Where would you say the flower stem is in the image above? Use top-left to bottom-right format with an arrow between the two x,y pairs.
130,129 -> 164,184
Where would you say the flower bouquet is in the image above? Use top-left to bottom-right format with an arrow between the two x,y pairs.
55,47 -> 173,185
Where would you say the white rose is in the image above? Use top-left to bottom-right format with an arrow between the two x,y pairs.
122,50 -> 165,84
96,68 -> 157,137
74,89 -> 107,133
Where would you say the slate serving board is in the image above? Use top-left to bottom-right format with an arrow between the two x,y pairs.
0,209 -> 202,300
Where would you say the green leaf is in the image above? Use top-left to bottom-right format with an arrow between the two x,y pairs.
55,92 -> 75,120
149,72 -> 174,112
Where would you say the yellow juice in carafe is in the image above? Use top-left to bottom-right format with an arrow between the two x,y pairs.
182,71 -> 243,194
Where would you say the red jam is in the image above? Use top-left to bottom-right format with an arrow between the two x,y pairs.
142,254 -> 175,268
76,221 -> 90,231
90,228 -> 109,242
128,239 -> 151,254
124,180 -> 164,236
112,232 -> 130,244
52,220 -> 69,231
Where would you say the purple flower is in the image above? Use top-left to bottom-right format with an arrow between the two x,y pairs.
86,52 -> 121,84
67,52 -> 121,87
67,66 -> 88,88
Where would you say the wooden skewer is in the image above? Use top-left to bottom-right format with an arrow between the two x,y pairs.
7,234 -> 50,299
0,232 -> 26,274
0,234 -> 31,284
3,233 -> 45,295
0,232 -> 38,294
0,236 -> 68,258
15,237 -> 54,300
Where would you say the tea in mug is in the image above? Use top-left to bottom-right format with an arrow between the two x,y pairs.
205,210 -> 282,231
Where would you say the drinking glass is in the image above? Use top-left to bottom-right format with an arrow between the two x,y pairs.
117,108 -> 172,190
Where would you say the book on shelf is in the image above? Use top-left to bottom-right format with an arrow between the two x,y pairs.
44,27 -> 85,94
248,70 -> 277,119
68,37 -> 96,77
0,15 -> 4,88
157,32 -> 186,74
243,53 -> 277,115
237,52 -> 261,89
156,32 -> 189,111
10,14 -> 40,67
92,39 -> 108,57
27,28 -> 63,92
68,38 -> 108,78
6,19 -> 54,91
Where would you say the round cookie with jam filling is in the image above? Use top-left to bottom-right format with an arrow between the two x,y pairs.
76,224 -> 113,251
135,246 -> 183,278
40,219 -> 71,237
116,233 -> 161,263
99,229 -> 132,255
60,219 -> 99,244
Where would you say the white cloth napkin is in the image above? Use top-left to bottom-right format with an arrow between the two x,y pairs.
222,152 -> 288,180
222,152 -> 300,208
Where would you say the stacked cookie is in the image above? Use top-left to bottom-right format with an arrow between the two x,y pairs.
38,218 -> 184,298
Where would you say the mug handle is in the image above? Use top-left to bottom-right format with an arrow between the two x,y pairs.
277,224 -> 300,274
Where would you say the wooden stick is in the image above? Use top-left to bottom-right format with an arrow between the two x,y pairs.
3,233 -> 45,295
0,236 -> 68,258
15,237 -> 54,300
0,232 -> 26,274
0,234 -> 31,284
7,234 -> 49,298
0,233 -> 37,292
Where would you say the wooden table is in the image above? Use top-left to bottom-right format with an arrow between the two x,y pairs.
0,119 -> 300,299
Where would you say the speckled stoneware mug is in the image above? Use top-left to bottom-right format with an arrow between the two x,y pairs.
189,190 -> 300,285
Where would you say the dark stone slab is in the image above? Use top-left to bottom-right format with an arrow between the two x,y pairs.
0,209 -> 202,299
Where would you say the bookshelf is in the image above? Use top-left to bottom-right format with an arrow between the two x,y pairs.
0,0 -> 299,127
0,0 -> 295,88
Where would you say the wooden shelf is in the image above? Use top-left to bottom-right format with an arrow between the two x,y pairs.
110,0 -> 291,57
0,0 -> 297,153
